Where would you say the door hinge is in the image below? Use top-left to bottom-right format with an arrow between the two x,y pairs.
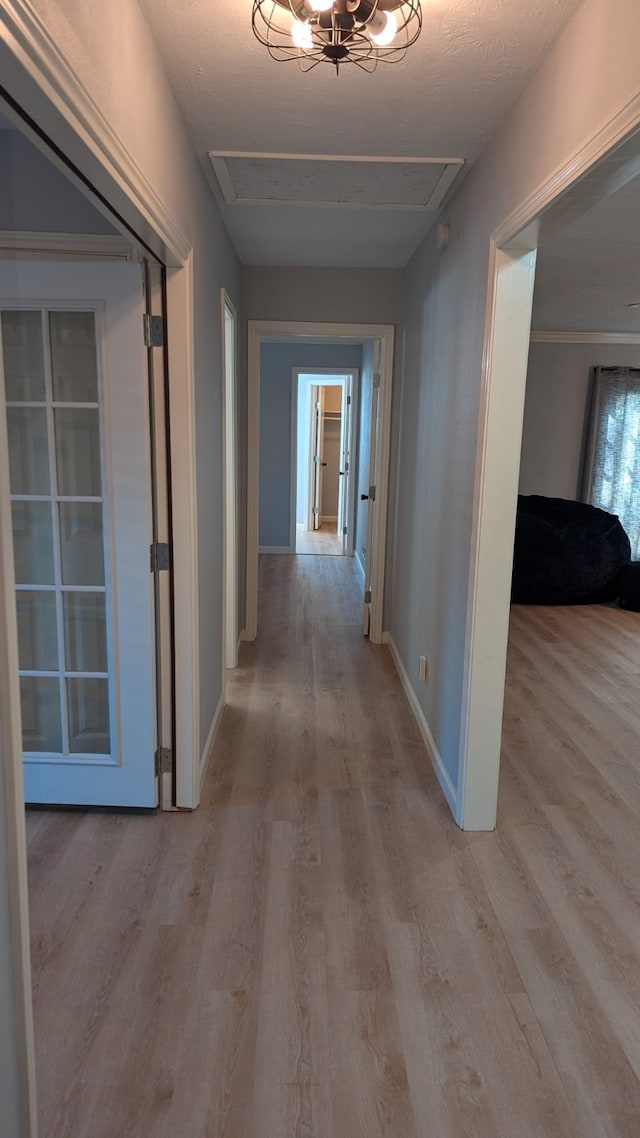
143,313 -> 165,348
364,589 -> 372,604
369,484 -> 376,501
150,541 -> 170,572
373,373 -> 381,389
312,507 -> 319,516
343,526 -> 348,536
314,453 -> 320,464
347,395 -> 351,405
155,746 -> 172,775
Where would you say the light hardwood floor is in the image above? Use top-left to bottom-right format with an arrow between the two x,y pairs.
26,561 -> 640,1137
295,522 -> 343,555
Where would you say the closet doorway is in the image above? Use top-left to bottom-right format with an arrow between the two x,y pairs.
294,370 -> 357,557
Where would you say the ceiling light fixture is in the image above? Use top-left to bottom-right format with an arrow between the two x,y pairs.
252,1 -> 422,73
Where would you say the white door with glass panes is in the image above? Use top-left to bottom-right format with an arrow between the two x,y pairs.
0,261 -> 157,807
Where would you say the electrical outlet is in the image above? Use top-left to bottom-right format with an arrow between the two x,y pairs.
419,655 -> 429,684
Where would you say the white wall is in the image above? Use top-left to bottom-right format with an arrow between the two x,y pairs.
388,0 -> 640,807
520,340 -> 640,499
3,0 -> 242,759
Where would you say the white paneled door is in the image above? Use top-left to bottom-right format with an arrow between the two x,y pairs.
0,261 -> 157,807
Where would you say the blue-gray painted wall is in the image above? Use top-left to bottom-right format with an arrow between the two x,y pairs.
259,341 -> 363,548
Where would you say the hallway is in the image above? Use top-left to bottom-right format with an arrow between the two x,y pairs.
26,556 -> 640,1137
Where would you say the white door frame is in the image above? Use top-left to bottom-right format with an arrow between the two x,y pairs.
2,3 -> 202,808
221,290 -> 239,670
0,358 -> 37,1138
458,111 -> 640,829
0,13 -> 207,1130
457,238 -> 538,830
247,321 -> 394,644
292,368 -> 358,550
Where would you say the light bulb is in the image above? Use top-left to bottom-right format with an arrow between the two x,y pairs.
368,10 -> 398,45
306,0 -> 334,11
292,19 -> 313,48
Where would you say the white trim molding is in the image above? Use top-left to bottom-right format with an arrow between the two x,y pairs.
0,230 -> 139,261
246,320 -> 394,645
166,255 -> 200,810
209,150 -> 464,212
531,330 -> 640,344
199,691 -> 225,788
492,89 -> 640,249
0,299 -> 38,1135
221,289 -> 239,672
1,0 -> 191,265
354,550 -> 366,583
383,632 -> 458,820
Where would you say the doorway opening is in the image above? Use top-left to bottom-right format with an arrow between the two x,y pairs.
248,322 -> 395,644
294,369 -> 357,557
462,123 -> 640,830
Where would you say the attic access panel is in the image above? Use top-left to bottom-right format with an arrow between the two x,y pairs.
209,152 -> 464,210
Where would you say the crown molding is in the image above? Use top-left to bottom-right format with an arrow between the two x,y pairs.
2,0 -> 191,264
494,88 -> 640,249
531,330 -> 640,344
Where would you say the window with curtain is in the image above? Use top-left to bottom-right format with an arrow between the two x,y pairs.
583,366 -> 640,559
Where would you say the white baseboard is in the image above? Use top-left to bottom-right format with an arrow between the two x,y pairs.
321,515 -> 338,523
382,631 -> 459,822
355,551 -> 365,583
258,545 -> 294,554
199,691 -> 225,788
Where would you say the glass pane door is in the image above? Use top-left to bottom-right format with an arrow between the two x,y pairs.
2,307 -> 112,761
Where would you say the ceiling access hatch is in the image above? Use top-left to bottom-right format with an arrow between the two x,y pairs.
208,151 -> 464,211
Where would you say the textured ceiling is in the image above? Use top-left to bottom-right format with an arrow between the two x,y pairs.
137,0 -> 584,267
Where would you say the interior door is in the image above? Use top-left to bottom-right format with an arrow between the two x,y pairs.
0,260 -> 157,807
362,344 -> 381,636
311,384 -> 325,531
338,377 -> 350,553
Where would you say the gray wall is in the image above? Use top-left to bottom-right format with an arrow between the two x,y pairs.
519,341 -> 640,499
242,266 -> 405,329
0,129 -> 117,235
259,342 -> 362,548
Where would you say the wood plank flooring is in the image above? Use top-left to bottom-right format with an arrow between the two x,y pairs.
295,523 -> 343,555
26,563 -> 640,1137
